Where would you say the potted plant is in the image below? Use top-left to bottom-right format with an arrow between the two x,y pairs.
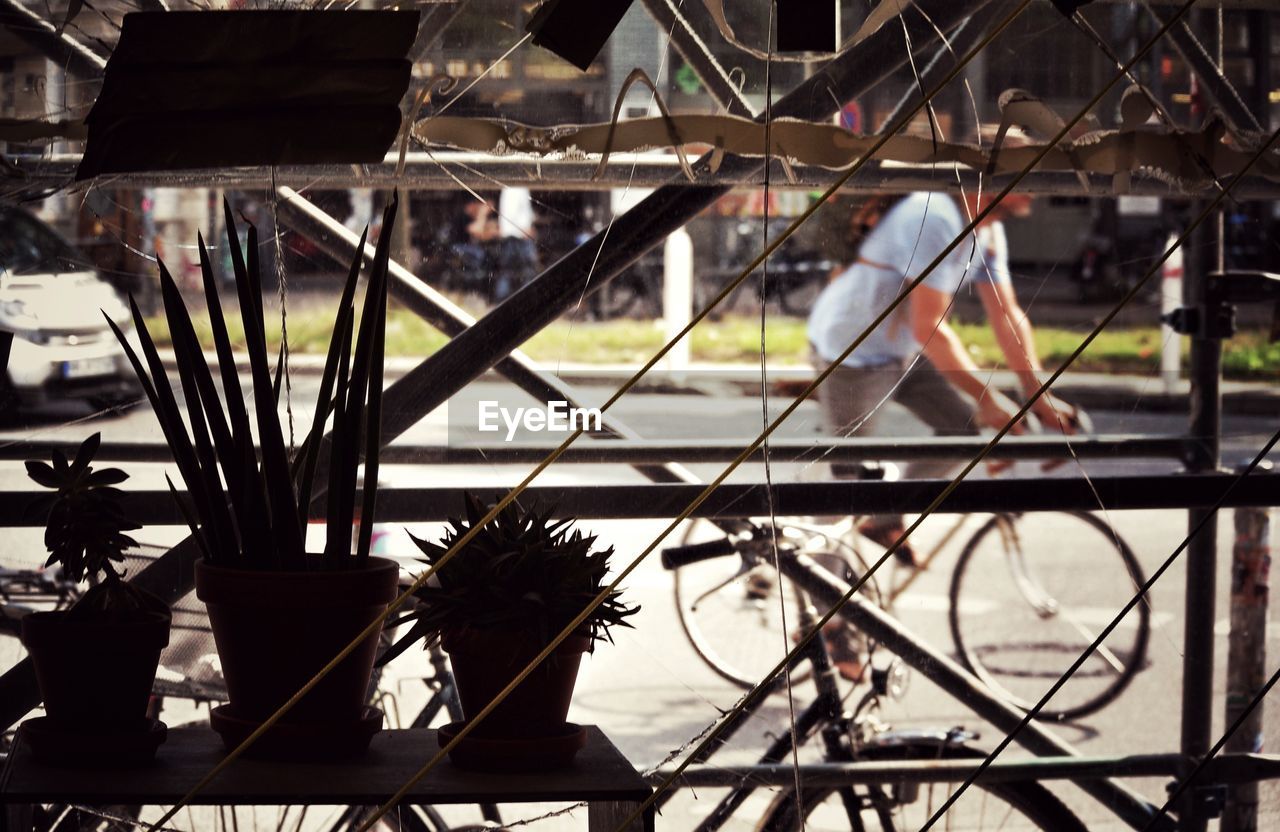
377,493 -> 638,770
105,196 -> 400,759
20,433 -> 171,765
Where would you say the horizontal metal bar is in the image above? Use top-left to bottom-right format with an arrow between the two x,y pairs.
10,154 -> 1280,200
651,754 -> 1191,788
655,753 -> 1280,788
0,435 -> 1190,465
1,473 -> 1275,525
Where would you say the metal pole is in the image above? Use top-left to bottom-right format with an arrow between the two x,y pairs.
1222,498 -> 1272,832
1179,215 -> 1223,832
1220,19 -> 1274,830
662,227 -> 693,375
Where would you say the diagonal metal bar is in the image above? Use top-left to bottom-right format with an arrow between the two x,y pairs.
637,0 -> 757,118
377,0 -> 997,446
273,186 -> 697,487
0,0 -> 106,77
878,0 -> 1018,129
1141,0 -> 1263,134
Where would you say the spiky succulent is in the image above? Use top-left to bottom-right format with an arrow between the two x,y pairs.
378,494 -> 638,666
25,433 -> 138,584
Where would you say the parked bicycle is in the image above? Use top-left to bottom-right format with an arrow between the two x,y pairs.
652,535 -> 1094,831
652,520 -> 1263,832
672,488 -> 1151,721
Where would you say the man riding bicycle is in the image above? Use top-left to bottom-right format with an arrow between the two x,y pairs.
807,189 -> 1081,565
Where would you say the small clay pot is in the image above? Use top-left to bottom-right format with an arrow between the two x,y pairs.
22,608 -> 170,732
442,627 -> 591,739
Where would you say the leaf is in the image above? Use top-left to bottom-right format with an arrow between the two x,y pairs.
324,314 -> 353,562
116,294 -> 217,559
198,227 -> 254,474
273,339 -> 286,404
24,461 -> 60,488
166,474 -> 211,564
72,433 -> 101,473
294,227 -> 365,531
356,194 -> 396,565
161,263 -> 237,559
229,217 -> 303,568
374,619 -> 435,668
84,467 -> 128,487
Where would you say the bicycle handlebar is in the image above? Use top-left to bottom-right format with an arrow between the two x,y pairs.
661,538 -> 738,570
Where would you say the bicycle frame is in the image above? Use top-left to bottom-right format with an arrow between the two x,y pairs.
651,598 -> 851,832
656,543 -> 1186,830
782,546 -> 1172,831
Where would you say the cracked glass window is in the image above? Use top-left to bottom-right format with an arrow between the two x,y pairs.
1,1 -> 1279,831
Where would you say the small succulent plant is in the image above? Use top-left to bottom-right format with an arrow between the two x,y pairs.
378,494 -> 638,666
25,433 -> 164,619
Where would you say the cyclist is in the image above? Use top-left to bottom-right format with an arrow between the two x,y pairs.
807,189 -> 1080,565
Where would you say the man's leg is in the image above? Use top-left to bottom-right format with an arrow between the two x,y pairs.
812,359 -> 903,479
810,359 -> 904,676
891,356 -> 980,481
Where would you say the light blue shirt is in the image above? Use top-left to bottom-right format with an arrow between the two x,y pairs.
807,193 -> 1006,368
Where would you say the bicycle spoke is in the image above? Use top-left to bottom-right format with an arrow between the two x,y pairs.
1060,612 -> 1125,675
689,570 -> 749,612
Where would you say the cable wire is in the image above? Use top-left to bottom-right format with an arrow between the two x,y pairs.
918,122 -> 1280,830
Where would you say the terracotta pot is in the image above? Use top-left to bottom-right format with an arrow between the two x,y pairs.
195,557 -> 398,725
443,627 -> 591,739
21,609 -> 170,731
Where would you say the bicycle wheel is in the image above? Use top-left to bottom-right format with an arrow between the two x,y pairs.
672,519 -> 880,688
948,512 -> 1151,722
324,804 -> 451,832
757,741 -> 1087,831
33,803 -> 141,832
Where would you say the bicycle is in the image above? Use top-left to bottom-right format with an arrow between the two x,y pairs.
651,535 -> 1094,831
672,482 -> 1151,721
0,546 -> 502,832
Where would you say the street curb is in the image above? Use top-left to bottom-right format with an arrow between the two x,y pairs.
158,351 -> 1278,416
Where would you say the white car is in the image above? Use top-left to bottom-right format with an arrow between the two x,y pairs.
0,207 -> 142,416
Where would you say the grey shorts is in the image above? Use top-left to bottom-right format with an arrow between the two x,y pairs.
811,354 -> 978,481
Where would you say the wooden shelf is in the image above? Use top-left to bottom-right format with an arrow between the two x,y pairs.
1,726 -> 653,832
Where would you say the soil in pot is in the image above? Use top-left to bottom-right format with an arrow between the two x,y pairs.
21,607 -> 170,732
442,628 -> 591,740
195,557 -> 398,732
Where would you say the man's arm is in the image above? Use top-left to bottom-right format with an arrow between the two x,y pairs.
909,284 -> 1023,431
977,281 -> 1078,432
